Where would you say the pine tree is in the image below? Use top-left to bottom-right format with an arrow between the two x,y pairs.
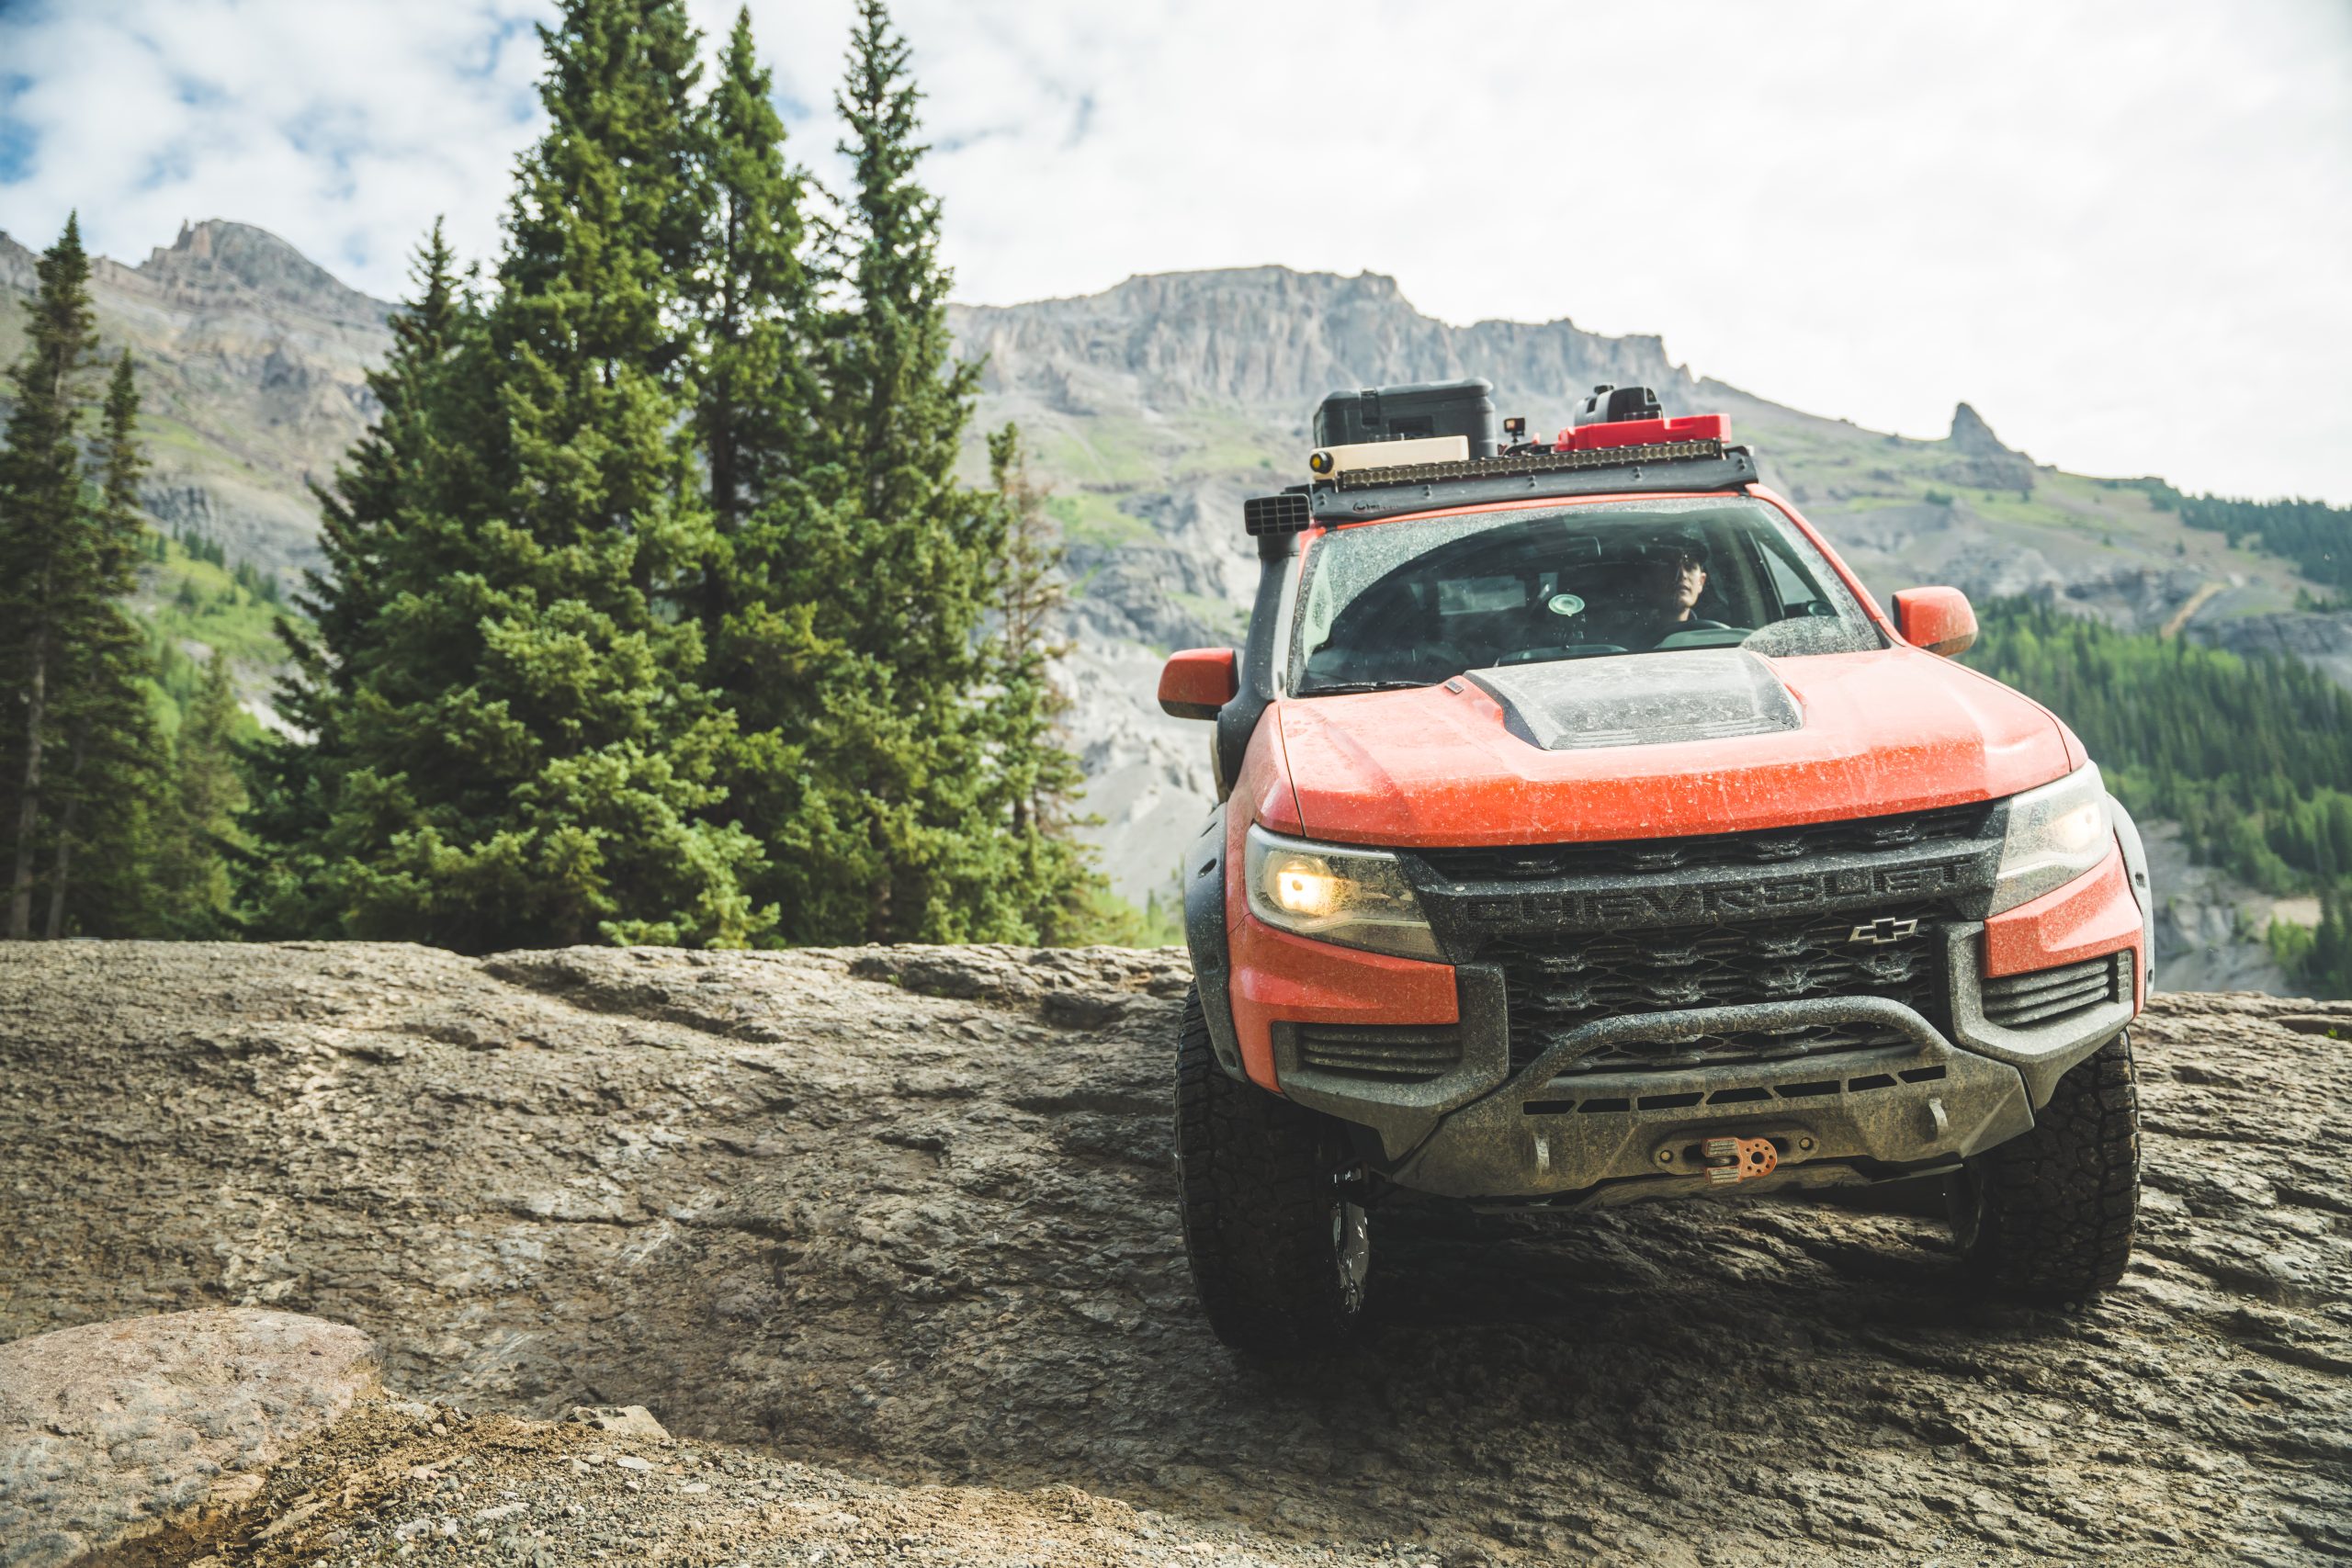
0,215 -> 101,938
39,352 -> 169,937
246,0 -> 772,952
767,0 -> 1013,943
151,652 -> 246,936
684,7 -> 846,940
243,223 -> 483,937
982,423 -> 1106,942
694,7 -> 812,595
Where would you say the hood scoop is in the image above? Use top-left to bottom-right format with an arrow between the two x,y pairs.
1466,649 -> 1804,752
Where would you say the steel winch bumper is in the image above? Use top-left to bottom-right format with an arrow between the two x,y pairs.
1270,925 -> 2132,1204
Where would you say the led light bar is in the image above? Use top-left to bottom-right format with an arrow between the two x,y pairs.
1331,437 -> 1729,491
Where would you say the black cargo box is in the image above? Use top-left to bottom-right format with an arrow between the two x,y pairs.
1313,378 -> 1498,457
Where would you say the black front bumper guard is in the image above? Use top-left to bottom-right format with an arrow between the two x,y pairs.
1267,926 -> 2131,1202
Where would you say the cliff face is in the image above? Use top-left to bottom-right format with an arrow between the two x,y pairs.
953,266 -> 1692,416
0,941 -> 2346,1564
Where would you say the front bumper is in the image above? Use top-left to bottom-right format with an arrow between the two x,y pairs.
1271,923 -> 2132,1203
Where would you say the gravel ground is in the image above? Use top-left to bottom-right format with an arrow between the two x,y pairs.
124,1397 -> 1383,1568
2,941 -> 2348,1564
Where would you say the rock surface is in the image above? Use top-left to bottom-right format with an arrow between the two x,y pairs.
2140,819 -> 2301,994
2190,607 -> 2352,693
2,942 -> 2348,1564
0,1307 -> 377,1567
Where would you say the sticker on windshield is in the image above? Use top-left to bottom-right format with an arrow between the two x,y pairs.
1546,592 -> 1585,618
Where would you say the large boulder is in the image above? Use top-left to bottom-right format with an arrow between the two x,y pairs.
0,1308 -> 377,1568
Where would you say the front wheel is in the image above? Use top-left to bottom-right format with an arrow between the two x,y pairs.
1174,987 -> 1370,1353
1951,1029 -> 2141,1302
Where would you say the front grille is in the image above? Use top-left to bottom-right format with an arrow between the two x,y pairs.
1295,1022 -> 1463,1081
1416,802 -> 1990,883
1493,907 -> 1948,1074
1983,951 -> 2129,1028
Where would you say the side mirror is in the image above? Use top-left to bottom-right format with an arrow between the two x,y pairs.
1159,648 -> 1239,720
1894,586 -> 1978,659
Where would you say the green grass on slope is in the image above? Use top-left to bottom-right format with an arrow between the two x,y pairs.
1046,492 -> 1158,550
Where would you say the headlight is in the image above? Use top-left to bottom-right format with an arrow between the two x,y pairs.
1243,825 -> 1442,961
1992,763 -> 2112,914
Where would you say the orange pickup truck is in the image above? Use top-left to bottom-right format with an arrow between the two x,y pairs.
1161,379 -> 2152,1351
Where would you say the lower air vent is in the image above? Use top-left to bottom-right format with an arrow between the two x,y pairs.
1296,1023 -> 1463,1081
1983,951 -> 2130,1029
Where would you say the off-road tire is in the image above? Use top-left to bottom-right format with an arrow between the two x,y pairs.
1174,987 -> 1370,1353
1951,1029 -> 2140,1302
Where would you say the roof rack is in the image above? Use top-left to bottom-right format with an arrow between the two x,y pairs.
1245,382 -> 1758,536
1246,435 -> 1759,536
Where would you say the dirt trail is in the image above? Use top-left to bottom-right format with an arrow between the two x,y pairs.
2,942 -> 2348,1564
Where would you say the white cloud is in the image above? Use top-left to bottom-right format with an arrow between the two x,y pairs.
4,0 -> 2348,500
0,0 -> 547,293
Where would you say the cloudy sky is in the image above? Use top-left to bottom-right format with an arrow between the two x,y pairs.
3,0 -> 2347,502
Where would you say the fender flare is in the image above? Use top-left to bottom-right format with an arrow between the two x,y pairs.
1182,803 -> 1247,1078
2109,794 -> 2154,991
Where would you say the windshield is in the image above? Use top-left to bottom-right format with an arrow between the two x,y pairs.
1289,497 -> 1882,694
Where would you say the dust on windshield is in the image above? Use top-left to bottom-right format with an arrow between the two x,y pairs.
1289,497 -> 1883,694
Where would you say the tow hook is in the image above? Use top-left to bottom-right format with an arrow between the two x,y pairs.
1331,1162 -> 1374,1202
1702,1135 -> 1779,1187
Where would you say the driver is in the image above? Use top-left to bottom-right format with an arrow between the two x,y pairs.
1589,529 -> 1728,649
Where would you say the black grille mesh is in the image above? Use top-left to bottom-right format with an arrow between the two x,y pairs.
1416,803 -> 1990,883
1494,907 -> 1948,1074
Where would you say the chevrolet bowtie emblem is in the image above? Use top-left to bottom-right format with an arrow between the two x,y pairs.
1849,916 -> 1920,945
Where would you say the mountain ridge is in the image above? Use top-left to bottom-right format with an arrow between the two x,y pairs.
4,220 -> 2343,971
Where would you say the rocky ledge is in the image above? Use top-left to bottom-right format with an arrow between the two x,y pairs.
0,942 -> 2346,1564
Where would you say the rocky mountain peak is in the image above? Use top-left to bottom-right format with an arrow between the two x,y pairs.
1949,400 -> 2017,457
950,263 -> 1690,419
1939,400 -> 2037,494
138,219 -> 390,329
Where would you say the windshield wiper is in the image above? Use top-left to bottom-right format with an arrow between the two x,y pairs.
1298,680 -> 1436,696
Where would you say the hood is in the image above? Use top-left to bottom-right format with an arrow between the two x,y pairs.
1275,647 -> 2071,847
1465,649 -> 1803,752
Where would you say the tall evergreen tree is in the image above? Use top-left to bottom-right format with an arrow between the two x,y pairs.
39,352 -> 168,936
246,0 -> 772,951
694,8 -> 812,583
0,216 -> 100,938
982,423 -> 1104,942
151,652 -> 246,936
243,223 -> 484,937
684,7 -> 840,936
764,0 -> 1014,943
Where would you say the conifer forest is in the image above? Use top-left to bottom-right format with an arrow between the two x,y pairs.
2,0 -> 1114,953
0,0 -> 2346,998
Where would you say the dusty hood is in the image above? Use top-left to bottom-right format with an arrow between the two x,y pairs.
1466,649 -> 1803,752
1275,647 -> 2071,847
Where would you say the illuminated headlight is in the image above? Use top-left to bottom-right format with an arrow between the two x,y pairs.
1243,825 -> 1442,961
1991,763 -> 2112,914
